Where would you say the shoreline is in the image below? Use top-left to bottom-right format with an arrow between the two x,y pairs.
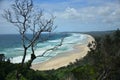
31,34 -> 94,71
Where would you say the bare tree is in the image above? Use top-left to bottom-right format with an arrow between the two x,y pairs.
2,0 -> 64,79
2,0 -> 65,80
3,0 -> 56,67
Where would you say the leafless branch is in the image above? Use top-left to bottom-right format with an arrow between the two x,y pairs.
37,38 -> 64,57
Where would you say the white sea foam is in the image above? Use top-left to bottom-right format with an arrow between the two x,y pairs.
13,48 -> 24,51
48,39 -> 61,43
5,33 -> 88,63
11,56 -> 23,63
63,33 -> 86,44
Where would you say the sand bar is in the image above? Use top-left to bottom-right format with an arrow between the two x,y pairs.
31,34 -> 94,71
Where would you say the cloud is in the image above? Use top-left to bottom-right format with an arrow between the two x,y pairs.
54,2 -> 120,26
56,7 -> 80,19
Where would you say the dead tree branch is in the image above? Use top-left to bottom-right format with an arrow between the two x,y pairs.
37,38 -> 64,57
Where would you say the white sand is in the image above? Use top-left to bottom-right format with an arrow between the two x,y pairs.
31,34 -> 94,71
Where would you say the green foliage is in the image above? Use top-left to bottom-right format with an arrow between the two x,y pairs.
53,68 -> 72,79
72,64 -> 96,80
87,29 -> 120,80
0,61 -> 17,80
5,71 -> 27,80
24,70 -> 54,80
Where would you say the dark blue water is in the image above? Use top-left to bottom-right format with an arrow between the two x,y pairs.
0,33 -> 70,51
0,34 -> 21,51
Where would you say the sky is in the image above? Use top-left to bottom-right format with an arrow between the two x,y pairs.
0,0 -> 120,34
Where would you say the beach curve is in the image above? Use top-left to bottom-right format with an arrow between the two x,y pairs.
31,34 -> 95,71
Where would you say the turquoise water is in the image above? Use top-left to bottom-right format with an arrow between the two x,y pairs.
0,33 -> 87,63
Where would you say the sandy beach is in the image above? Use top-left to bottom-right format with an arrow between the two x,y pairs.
31,34 -> 94,71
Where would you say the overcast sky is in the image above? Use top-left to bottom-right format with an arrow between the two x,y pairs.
0,0 -> 120,34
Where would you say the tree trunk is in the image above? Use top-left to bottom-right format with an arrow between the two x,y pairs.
27,53 -> 36,68
21,48 -> 27,67
27,44 -> 36,68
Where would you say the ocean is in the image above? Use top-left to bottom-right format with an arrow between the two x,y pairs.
0,33 -> 88,64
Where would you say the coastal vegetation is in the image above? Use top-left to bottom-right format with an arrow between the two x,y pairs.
0,29 -> 120,80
